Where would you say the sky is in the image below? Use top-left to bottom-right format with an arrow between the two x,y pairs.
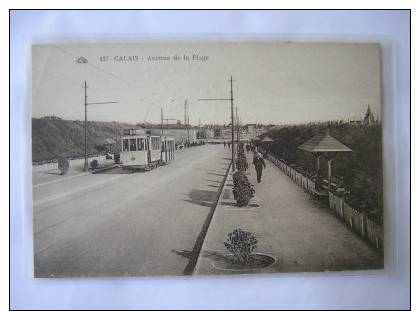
32,42 -> 381,125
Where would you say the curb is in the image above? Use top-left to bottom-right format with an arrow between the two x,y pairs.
183,160 -> 233,275
91,164 -> 119,174
191,163 -> 234,275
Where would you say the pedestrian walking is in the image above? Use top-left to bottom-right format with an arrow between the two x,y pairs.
252,151 -> 266,183
224,141 -> 226,148
227,142 -> 231,149
246,144 -> 250,153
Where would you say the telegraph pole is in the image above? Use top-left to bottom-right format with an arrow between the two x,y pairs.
229,76 -> 235,170
187,116 -> 190,143
161,107 -> 164,137
185,99 -> 190,143
161,107 -> 176,160
84,81 -> 88,171
198,76 -> 236,171
236,106 -> 239,145
82,80 -> 118,172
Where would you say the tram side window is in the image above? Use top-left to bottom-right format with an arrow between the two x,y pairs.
129,139 -> 137,151
152,137 -> 160,150
123,139 -> 129,151
137,138 -> 144,151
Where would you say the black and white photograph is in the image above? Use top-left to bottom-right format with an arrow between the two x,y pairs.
32,41 -> 384,277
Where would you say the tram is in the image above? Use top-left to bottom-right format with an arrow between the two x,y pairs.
120,128 -> 175,170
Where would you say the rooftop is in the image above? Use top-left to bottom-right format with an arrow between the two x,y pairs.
298,133 -> 352,153
140,124 -> 198,130
260,136 -> 274,142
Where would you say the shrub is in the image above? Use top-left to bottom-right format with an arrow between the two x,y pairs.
224,228 -> 258,265
232,170 -> 254,206
90,159 -> 98,169
57,157 -> 69,175
235,143 -> 249,171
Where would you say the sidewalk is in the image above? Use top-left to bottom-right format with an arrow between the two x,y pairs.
193,152 -> 383,275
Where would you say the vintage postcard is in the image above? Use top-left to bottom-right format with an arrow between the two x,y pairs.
32,42 -> 383,277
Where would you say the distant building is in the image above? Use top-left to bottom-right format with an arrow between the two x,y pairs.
242,124 -> 270,141
140,124 -> 198,144
221,128 -> 232,139
347,106 -> 377,126
244,124 -> 257,140
205,128 -> 215,139
41,115 -> 62,120
363,105 -> 376,126
348,119 -> 363,125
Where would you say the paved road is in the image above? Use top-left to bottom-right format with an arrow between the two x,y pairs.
33,145 -> 231,277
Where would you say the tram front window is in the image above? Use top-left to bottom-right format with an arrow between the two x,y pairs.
129,139 -> 137,151
123,139 -> 129,151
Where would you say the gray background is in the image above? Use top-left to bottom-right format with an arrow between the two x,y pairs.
10,10 -> 410,309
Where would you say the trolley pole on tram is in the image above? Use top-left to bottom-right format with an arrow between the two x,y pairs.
82,80 -> 118,172
198,75 -> 236,171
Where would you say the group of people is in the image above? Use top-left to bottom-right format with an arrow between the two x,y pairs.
223,141 -> 254,153
176,140 -> 206,150
223,141 -> 231,149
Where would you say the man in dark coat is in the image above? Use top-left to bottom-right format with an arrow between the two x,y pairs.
252,151 -> 266,183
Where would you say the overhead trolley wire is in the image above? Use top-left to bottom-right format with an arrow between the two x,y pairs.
52,45 -> 141,90
32,67 -> 114,95
32,67 -> 83,87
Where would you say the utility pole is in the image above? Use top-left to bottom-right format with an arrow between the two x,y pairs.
82,80 -> 118,172
189,117 -> 191,142
161,107 -> 164,137
184,100 -> 188,126
160,107 -> 176,161
198,75 -> 236,171
229,76 -> 235,170
236,106 -> 239,145
185,100 -> 191,143
84,81 -> 88,172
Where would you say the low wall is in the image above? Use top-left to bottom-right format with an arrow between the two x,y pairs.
32,155 -> 108,172
267,153 -> 383,252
